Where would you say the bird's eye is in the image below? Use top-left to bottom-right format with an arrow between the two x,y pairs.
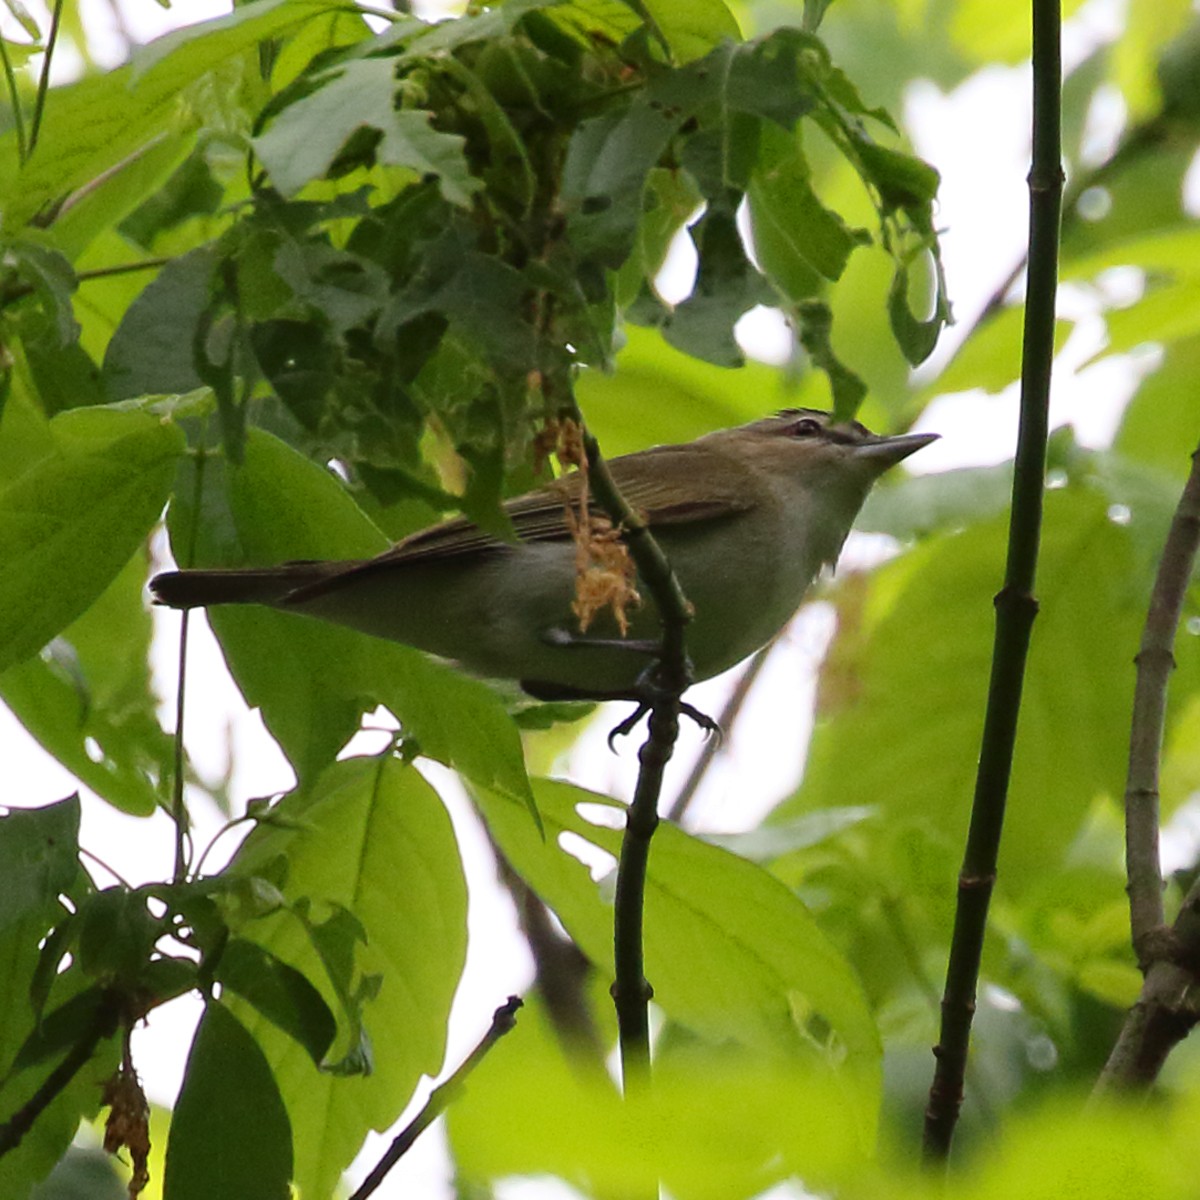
789,417 -> 823,438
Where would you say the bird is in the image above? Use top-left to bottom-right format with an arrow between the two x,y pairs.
150,409 -> 936,705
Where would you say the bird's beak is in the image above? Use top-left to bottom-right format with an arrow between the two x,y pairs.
852,430 -> 940,466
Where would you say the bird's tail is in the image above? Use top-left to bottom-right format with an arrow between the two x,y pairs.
149,562 -> 348,610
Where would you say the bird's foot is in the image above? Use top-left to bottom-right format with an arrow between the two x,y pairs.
604,697 -> 720,751
525,639 -> 719,750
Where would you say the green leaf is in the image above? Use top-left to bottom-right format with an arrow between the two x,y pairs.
102,248 -> 216,400
0,0 -> 332,234
472,777 -> 882,1116
223,756 -> 468,1200
0,550 -> 171,817
661,206 -> 774,367
949,0 -> 1091,65
749,124 -> 866,293
887,258 -> 947,366
0,909 -> 118,1200
168,429 -> 533,807
932,308 -> 1075,396
11,985 -> 114,1073
640,0 -> 742,63
0,405 -> 186,673
1096,279 -> 1200,357
163,1001 -> 293,1200
795,298 -> 868,418
213,937 -> 337,1067
857,461 -> 1014,539
1114,336 -> 1200,478
782,486 -> 1180,887
76,887 -> 162,986
450,996 -> 873,1197
575,325 -> 816,458
0,798 -> 79,938
253,57 -> 478,207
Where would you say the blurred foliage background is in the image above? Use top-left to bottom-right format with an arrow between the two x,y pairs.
2,0 -> 1200,1197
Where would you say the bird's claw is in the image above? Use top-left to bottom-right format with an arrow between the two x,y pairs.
605,697 -> 722,752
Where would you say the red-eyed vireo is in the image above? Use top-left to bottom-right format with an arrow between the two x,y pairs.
150,410 -> 936,700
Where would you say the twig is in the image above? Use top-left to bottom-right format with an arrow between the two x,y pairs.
0,37 -> 27,165
1096,874 -> 1200,1092
1125,443 -> 1200,961
0,997 -> 120,1159
26,0 -> 63,158
1,258 -> 169,313
348,997 -> 523,1200
568,413 -> 693,1095
923,0 -> 1062,1163
494,852 -> 603,1062
1094,440 -> 1200,1093
666,637 -> 776,825
172,448 -> 208,883
973,119 -> 1166,331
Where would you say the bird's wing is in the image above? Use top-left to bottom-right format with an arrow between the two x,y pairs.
364,442 -> 758,568
283,443 -> 760,609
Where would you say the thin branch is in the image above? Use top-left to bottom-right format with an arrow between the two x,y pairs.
0,36 -> 28,165
1096,874 -> 1200,1092
973,118 -> 1166,332
1094,439 -> 1200,1092
666,637 -> 776,825
348,997 -> 523,1200
172,612 -> 192,884
1,258 -> 168,313
172,448 -> 208,883
1125,443 -> 1200,960
26,0 -> 63,158
923,0 -> 1063,1162
494,851 -> 603,1062
76,259 -> 171,284
0,998 -> 120,1160
568,413 -> 693,1095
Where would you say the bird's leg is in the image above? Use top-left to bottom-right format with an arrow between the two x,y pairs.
540,626 -> 661,656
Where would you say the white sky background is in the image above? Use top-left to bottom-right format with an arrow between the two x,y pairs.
3,0 -> 1198,1196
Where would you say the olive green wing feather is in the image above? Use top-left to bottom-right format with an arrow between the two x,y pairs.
282,442 -> 756,605
365,442 -> 757,566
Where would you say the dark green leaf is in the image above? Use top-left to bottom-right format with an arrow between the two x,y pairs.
214,938 -> 336,1066
662,205 -> 774,367
0,406 -> 185,673
749,125 -> 866,292
0,798 -> 79,937
254,58 -> 477,207
225,756 -> 468,1200
28,914 -> 77,1025
11,986 -> 116,1073
168,429 -> 534,807
473,777 -> 882,1099
101,248 -> 215,400
76,887 -> 162,985
0,909 -> 118,1200
164,1001 -> 293,1200
795,299 -> 867,418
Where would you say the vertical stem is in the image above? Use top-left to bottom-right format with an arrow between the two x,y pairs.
27,0 -> 64,158
1123,446 -> 1200,958
561,411 -> 692,1104
171,448 -> 208,883
923,0 -> 1062,1162
612,701 -> 677,1089
0,37 -> 27,164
